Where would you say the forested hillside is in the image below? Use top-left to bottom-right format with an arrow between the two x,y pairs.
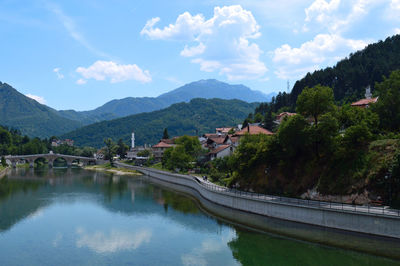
0,82 -> 82,138
215,71 -> 400,207
290,34 -> 400,105
62,98 -> 259,147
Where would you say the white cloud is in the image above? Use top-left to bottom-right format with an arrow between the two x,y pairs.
76,60 -> 152,84
180,43 -> 206,57
395,28 -> 400,34
76,228 -> 152,253
26,94 -> 46,105
53,68 -> 64,79
141,5 -> 267,80
141,14 -> 206,41
386,0 -> 400,20
76,78 -> 87,85
273,34 -> 368,79
303,0 -> 400,34
391,0 -> 400,8
305,0 -> 341,23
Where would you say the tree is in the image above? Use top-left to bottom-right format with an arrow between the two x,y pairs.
263,109 -> 274,131
1,156 -> 7,167
161,136 -> 203,172
116,139 -> 128,158
296,85 -> 334,126
372,70 -> 400,131
162,128 -> 169,139
137,149 -> 150,157
174,136 -> 202,159
254,113 -> 263,123
104,138 -> 117,165
278,115 -> 310,158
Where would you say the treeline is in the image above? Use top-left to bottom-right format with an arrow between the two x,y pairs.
0,126 -> 95,157
219,70 -> 400,206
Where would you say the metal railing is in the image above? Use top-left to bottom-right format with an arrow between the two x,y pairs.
192,176 -> 400,217
116,162 -> 400,218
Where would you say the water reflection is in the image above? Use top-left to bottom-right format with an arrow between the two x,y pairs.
75,227 -> 152,253
0,168 -> 399,265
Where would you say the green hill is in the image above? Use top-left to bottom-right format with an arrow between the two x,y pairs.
61,98 -> 259,147
0,82 -> 82,138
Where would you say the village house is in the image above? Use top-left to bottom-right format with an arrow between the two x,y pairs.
206,135 -> 226,149
223,135 -> 239,146
151,138 -> 178,161
233,124 -> 274,139
275,112 -> 296,125
51,139 -> 74,147
351,86 -> 378,108
215,127 -> 233,136
208,144 -> 232,160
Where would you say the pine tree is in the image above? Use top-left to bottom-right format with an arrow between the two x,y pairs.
162,128 -> 169,139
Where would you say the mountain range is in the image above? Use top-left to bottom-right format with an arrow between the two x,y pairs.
0,79 -> 272,138
58,79 -> 275,124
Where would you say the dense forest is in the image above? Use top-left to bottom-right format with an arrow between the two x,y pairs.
62,98 -> 259,148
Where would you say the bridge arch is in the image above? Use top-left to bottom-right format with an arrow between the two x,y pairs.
5,153 -> 97,168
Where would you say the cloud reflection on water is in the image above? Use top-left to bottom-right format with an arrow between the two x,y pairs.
75,227 -> 152,253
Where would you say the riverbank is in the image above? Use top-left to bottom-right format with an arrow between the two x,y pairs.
0,166 -> 9,179
84,164 -> 142,176
115,162 -> 400,240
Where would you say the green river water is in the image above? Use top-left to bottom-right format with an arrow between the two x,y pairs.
0,168 -> 399,265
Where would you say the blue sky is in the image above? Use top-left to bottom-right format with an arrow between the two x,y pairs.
1,0 -> 399,111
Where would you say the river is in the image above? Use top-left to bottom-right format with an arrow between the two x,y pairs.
0,168 -> 399,265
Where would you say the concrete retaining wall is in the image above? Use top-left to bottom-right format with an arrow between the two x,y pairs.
119,164 -> 400,239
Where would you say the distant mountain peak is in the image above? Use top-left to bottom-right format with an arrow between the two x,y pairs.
59,79 -> 276,125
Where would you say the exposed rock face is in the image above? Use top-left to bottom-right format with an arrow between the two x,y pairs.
301,188 -> 371,205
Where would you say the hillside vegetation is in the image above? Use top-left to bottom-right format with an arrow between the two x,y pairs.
0,82 -> 82,138
62,98 -> 259,147
222,71 -> 400,207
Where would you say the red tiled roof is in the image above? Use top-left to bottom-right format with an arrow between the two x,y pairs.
351,97 -> 378,106
230,137 -> 239,143
209,144 -> 230,154
234,125 -> 273,136
208,137 -> 225,144
153,141 -> 173,148
276,112 -> 296,120
160,138 -> 176,144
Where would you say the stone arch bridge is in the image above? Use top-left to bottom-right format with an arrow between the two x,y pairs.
5,153 -> 97,168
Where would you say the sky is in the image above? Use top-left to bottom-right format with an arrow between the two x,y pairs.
1,0 -> 399,111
